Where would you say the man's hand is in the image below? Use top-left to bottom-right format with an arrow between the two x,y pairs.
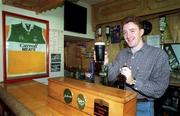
104,50 -> 109,65
120,67 -> 134,85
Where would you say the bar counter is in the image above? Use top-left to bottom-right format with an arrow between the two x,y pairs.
0,77 -> 137,116
0,80 -> 60,116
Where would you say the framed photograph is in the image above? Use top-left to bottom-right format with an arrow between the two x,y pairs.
110,25 -> 121,44
2,11 -> 49,83
51,54 -> 61,62
51,54 -> 61,72
51,63 -> 61,72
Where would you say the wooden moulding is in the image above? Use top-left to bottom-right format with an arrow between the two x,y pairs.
48,77 -> 137,116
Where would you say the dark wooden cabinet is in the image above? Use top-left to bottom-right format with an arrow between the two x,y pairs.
154,85 -> 180,116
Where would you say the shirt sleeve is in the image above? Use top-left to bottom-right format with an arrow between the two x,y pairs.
108,61 -> 120,82
107,52 -> 123,82
134,51 -> 170,98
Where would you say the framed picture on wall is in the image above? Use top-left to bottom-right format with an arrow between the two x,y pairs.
2,11 -> 49,83
51,53 -> 61,72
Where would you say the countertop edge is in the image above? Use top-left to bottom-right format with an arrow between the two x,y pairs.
0,86 -> 35,116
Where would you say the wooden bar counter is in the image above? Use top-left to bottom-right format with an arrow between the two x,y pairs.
0,79 -> 62,116
0,77 -> 137,116
48,77 -> 137,116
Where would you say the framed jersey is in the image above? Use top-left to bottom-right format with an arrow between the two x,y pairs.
2,11 -> 49,83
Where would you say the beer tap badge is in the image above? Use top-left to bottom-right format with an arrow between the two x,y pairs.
77,94 -> 86,110
64,89 -> 72,104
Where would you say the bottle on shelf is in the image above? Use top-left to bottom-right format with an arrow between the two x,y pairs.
105,26 -> 110,46
159,16 -> 173,48
159,16 -> 167,49
96,26 -> 104,42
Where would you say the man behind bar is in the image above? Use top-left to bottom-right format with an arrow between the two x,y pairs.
105,16 -> 170,116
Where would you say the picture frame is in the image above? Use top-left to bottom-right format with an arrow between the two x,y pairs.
51,54 -> 61,72
2,11 -> 49,83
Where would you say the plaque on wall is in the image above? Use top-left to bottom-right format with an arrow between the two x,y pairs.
94,99 -> 109,116
64,89 -> 72,104
77,94 -> 86,110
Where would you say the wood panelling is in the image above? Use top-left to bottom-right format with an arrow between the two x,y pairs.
145,0 -> 180,14
92,0 -> 180,28
92,0 -> 143,28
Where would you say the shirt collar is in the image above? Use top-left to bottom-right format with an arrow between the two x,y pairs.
127,43 -> 148,54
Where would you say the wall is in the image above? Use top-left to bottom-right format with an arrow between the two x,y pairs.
0,0 -> 94,82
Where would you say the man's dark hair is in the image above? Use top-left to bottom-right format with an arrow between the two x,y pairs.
122,16 -> 143,29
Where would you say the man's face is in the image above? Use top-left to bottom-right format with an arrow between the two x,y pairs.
123,22 -> 144,48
